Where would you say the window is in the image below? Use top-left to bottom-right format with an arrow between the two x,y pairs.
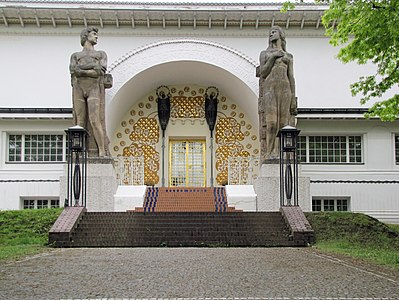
23,200 -> 35,209
8,134 -> 65,162
312,199 -> 322,211
22,199 -> 60,209
312,198 -> 350,212
298,135 -> 362,163
336,199 -> 349,211
37,199 -> 49,209
50,199 -> 60,208
323,199 -> 335,211
395,134 -> 399,164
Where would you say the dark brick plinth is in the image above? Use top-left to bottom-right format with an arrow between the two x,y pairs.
48,206 -> 86,247
280,206 -> 314,246
68,212 -> 297,247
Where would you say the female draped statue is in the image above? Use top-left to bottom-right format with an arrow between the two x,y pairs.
257,26 -> 297,162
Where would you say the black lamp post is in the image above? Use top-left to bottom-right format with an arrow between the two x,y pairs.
278,125 -> 300,206
157,85 -> 171,187
205,86 -> 219,187
65,125 -> 87,207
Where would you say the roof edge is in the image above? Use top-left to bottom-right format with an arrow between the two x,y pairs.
0,107 -> 370,115
0,107 -> 73,114
0,107 -> 392,121
1,0 -> 329,7
297,108 -> 369,114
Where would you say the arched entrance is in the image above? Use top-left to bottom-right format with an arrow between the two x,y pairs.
106,40 -> 260,187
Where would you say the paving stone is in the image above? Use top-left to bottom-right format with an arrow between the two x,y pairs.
0,248 -> 398,300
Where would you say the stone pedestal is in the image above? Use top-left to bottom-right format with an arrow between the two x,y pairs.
254,163 -> 311,212
60,157 -> 118,212
86,157 -> 118,211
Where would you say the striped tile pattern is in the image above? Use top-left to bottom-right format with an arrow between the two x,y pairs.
134,187 -> 239,213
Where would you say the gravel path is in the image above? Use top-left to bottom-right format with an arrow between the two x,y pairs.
0,248 -> 398,300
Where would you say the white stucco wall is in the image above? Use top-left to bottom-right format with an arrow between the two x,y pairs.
297,119 -> 399,223
0,27 -> 388,111
0,119 -> 71,210
297,119 -> 399,176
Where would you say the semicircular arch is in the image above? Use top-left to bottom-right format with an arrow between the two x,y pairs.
106,39 -> 259,135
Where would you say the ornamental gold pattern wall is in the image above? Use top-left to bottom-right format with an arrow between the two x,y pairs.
122,118 -> 160,186
111,85 -> 259,186
215,117 -> 250,185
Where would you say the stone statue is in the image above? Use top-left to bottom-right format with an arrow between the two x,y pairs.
257,26 -> 297,162
70,27 -> 112,157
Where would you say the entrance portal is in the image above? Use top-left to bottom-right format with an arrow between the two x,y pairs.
169,140 -> 206,187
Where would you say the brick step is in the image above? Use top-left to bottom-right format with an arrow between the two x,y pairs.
76,220 -> 288,226
78,217 -> 285,223
74,229 -> 289,236
80,210 -> 275,217
134,208 -> 241,212
83,212 -> 283,217
76,220 -> 287,226
73,235 -> 291,242
81,214 -> 282,219
71,239 -> 292,247
79,220 -> 285,229
71,240 -> 296,247
72,234 -> 292,242
72,229 -> 289,235
69,211 -> 294,247
140,186 -> 234,212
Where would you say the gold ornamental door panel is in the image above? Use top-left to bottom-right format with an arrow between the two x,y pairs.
169,140 -> 206,187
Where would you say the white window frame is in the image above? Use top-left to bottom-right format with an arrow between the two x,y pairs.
312,197 -> 350,212
21,197 -> 60,209
7,133 -> 67,163
298,135 -> 363,164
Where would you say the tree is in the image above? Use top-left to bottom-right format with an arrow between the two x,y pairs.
284,0 -> 399,121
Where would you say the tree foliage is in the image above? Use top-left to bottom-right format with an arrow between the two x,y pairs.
284,0 -> 399,121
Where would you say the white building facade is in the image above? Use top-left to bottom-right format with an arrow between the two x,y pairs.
0,1 -> 398,222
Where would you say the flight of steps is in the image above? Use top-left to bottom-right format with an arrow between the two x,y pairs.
49,187 -> 313,247
133,187 -> 241,212
69,211 -> 295,247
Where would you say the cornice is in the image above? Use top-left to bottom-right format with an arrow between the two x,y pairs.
1,0 -> 328,8
0,107 -> 72,120
0,26 -> 327,38
0,2 -> 327,31
298,108 -> 369,114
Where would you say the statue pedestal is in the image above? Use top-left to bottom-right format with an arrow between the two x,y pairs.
254,163 -> 311,211
60,157 -> 117,212
86,157 -> 117,211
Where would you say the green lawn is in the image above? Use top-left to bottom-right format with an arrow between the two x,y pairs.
0,208 -> 62,261
306,212 -> 399,270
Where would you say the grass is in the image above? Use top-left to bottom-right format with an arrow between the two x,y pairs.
0,208 -> 62,261
305,212 -> 399,270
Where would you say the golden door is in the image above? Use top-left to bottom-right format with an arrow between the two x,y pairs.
169,140 -> 206,187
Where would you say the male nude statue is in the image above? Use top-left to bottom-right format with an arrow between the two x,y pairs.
70,27 -> 110,157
